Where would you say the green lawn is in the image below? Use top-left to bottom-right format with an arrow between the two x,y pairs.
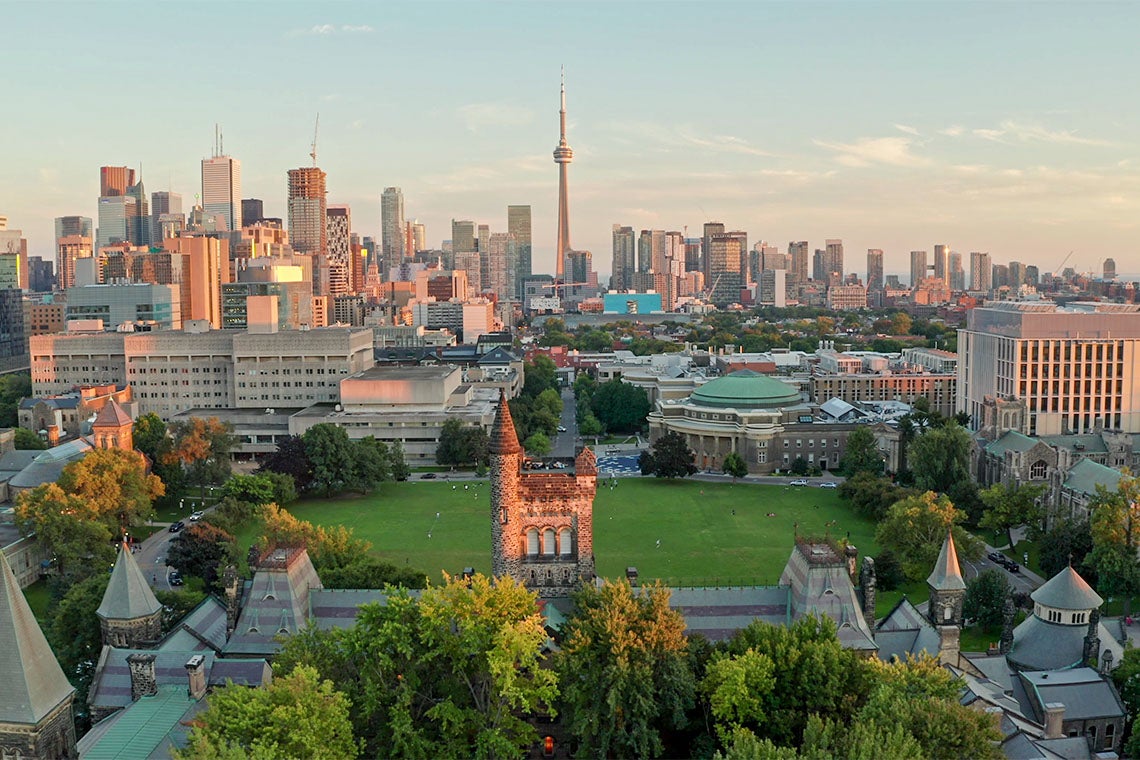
283,479 -> 881,586
21,580 -> 53,624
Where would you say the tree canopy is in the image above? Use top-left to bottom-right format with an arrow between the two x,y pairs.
162,416 -> 235,495
838,426 -> 883,477
436,418 -> 490,468
591,379 -> 651,434
1086,474 -> 1140,616
874,491 -> 984,582
639,431 -> 698,479
979,482 -> 1046,550
907,422 -> 973,495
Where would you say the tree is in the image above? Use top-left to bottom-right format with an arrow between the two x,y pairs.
522,354 -> 559,398
132,412 -> 168,460
15,483 -> 115,586
839,473 -> 916,521
1039,518 -> 1093,581
176,666 -> 358,760
838,427 -> 882,477
1087,475 -> 1140,616
49,574 -> 110,710
387,442 -> 410,482
57,447 -> 163,530
0,373 -> 30,428
164,417 -> 235,496
640,431 -> 697,479
907,422 -> 973,496
964,569 -> 1011,631
318,556 -> 427,590
523,431 -> 551,457
579,413 -> 603,438
535,387 -> 563,419
723,451 -> 749,481
12,427 -> 46,449
1112,649 -> 1140,757
591,379 -> 651,434
222,473 -> 276,505
275,574 -> 556,758
301,423 -> 357,496
558,581 -> 695,759
167,522 -> 238,588
351,436 -> 392,493
789,456 -> 810,476
889,312 -> 912,335
979,482 -> 1046,550
874,491 -> 984,582
259,435 -> 314,493
872,549 -> 906,591
436,418 -> 489,468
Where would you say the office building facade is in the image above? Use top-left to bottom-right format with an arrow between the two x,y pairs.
381,187 -> 405,264
201,155 -> 241,231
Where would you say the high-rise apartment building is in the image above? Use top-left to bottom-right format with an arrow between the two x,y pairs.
27,257 -> 54,293
866,249 -> 884,291
1008,261 -> 1025,289
150,191 -> 183,245
707,233 -> 742,306
202,149 -> 242,231
1104,258 -> 1117,280
970,252 -> 992,291
933,244 -> 950,287
684,239 -> 702,273
406,219 -> 425,257
326,206 -> 352,297
611,225 -> 635,291
287,167 -> 327,257
949,252 -> 965,291
100,166 -> 135,197
1025,265 -> 1040,287
96,195 -> 136,250
0,224 -> 28,291
125,176 -> 149,246
813,240 -> 842,285
788,241 -> 809,289
958,302 -> 1140,435
55,216 -> 93,241
0,288 -> 26,370
506,206 -> 531,291
702,222 -> 725,280
451,219 -> 476,266
910,250 -> 928,288
57,235 -> 93,291
381,187 -> 405,264
486,232 -> 517,301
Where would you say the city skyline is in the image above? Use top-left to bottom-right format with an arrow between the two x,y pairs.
3,3 -> 1140,277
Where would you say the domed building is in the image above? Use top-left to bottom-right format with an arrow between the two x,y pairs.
647,369 -> 901,474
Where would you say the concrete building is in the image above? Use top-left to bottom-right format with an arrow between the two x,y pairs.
287,167 -> 327,259
201,153 -> 241,232
758,269 -> 787,307
826,284 -> 867,310
910,250 -> 928,288
866,249 -> 883,292
65,283 -> 181,331
706,233 -> 743,306
381,187 -> 405,265
970,251 -> 992,292
958,302 -> 1140,435
507,205 -> 531,294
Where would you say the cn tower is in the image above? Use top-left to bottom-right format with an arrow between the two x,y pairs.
553,66 -> 573,281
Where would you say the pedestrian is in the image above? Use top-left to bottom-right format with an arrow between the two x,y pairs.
436,512 -> 440,518
656,539 -> 661,548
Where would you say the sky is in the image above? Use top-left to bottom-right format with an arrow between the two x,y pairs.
3,1 -> 1140,279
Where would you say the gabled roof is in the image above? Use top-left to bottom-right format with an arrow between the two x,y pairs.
984,430 -> 1038,457
1040,434 -> 1109,454
97,542 -> 162,621
927,531 -> 967,591
477,346 -> 520,365
0,549 -> 75,725
1031,566 -> 1102,611
1062,458 -> 1124,497
819,398 -> 856,420
92,398 -> 132,429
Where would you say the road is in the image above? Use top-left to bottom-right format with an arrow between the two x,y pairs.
552,387 -> 578,458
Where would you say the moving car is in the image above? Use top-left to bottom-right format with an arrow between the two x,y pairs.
168,521 -> 185,533
790,479 -> 809,487
189,511 -> 204,521
168,570 -> 184,587
557,426 -> 567,432
420,473 -> 437,479
818,482 -> 838,489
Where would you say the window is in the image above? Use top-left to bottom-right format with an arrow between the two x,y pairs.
527,529 -> 539,555
559,528 -> 573,556
1030,460 -> 1048,479
1106,723 -> 1116,750
543,529 -> 556,556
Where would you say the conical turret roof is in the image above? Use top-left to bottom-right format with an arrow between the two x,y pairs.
97,542 -> 162,621
926,531 -> 966,591
1032,565 -> 1103,611
490,390 -> 521,455
0,550 -> 75,724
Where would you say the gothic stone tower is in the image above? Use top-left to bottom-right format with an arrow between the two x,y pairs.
97,542 -> 164,647
927,531 -> 967,665
490,391 -> 596,596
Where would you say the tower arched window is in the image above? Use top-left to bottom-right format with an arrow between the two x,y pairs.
559,528 -> 573,556
1030,459 -> 1048,479
527,529 -> 539,556
543,528 -> 556,556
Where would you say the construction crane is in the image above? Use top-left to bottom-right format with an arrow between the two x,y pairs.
309,113 -> 320,167
702,272 -> 723,301
540,281 -> 592,294
1056,250 -> 1074,274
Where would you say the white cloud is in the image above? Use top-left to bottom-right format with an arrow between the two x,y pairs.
813,136 -> 932,168
604,121 -> 774,158
973,120 -> 1112,146
894,124 -> 920,136
457,103 -> 535,133
939,125 -> 965,137
310,24 -> 335,35
341,25 -> 374,33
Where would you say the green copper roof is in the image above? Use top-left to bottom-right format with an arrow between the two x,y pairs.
80,685 -> 198,760
1063,459 -> 1124,497
984,430 -> 1038,457
691,370 -> 802,409
98,542 -> 163,621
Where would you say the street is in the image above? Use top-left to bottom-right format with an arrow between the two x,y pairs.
552,387 -> 578,458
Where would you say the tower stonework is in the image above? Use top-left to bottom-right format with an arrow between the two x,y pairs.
490,392 -> 596,595
927,531 -> 967,628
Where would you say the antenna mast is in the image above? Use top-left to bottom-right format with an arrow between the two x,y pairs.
310,113 -> 320,167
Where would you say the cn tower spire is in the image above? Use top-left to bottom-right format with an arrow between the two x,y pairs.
553,65 -> 574,281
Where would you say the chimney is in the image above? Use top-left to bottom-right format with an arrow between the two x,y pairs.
127,653 -> 158,700
859,557 -> 876,630
1043,702 -> 1065,740
222,565 -> 240,637
937,625 -> 961,666
845,544 -> 858,581
185,654 -> 207,700
46,425 -> 60,447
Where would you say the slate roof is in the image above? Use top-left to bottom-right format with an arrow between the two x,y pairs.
19,396 -> 81,410
158,596 -> 228,652
927,531 -> 967,591
97,542 -> 163,621
309,588 -> 393,630
224,548 -> 322,656
0,550 -> 75,725
477,346 -> 520,365
984,430 -> 1038,457
819,397 -> 856,420
669,586 -> 790,642
875,596 -> 941,663
1040,434 -> 1109,455
88,649 -> 217,712
7,438 -> 92,490
1061,459 -> 1124,498
1031,566 -> 1103,611
779,543 -> 878,651
1008,615 -> 1123,672
92,398 -> 132,429
1018,667 -> 1126,723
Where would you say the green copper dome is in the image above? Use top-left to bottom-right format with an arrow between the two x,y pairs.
690,370 -> 802,409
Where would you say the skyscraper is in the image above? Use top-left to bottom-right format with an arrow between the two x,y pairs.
788,241 -> 809,289
507,205 -> 531,294
971,251 -> 992,291
486,232 -> 517,301
824,239 -> 843,285
150,191 -> 183,244
201,130 -> 241,231
96,195 -> 136,250
866,249 -> 884,291
949,251 -> 965,291
381,187 -> 405,264
702,222 -> 725,281
100,166 -> 135,197
241,198 -> 264,226
933,244 -> 950,287
553,68 -> 574,280
452,219 -> 476,268
54,216 -> 93,241
326,205 -> 351,296
57,235 -> 93,290
910,250 -> 928,287
707,233 -> 742,306
1105,258 -> 1117,280
125,176 -> 149,246
287,167 -> 327,256
611,225 -> 635,291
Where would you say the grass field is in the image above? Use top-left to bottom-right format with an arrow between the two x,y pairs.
283,478 -> 881,587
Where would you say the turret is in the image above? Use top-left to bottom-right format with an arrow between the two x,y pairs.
490,391 -> 522,579
97,542 -> 163,647
926,531 -> 966,627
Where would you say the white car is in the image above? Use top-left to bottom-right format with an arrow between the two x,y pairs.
557,426 -> 567,432
790,479 -> 809,487
818,482 -> 838,489
189,511 -> 204,522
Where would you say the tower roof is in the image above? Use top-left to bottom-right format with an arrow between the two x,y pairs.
92,398 -> 132,429
0,550 -> 75,725
1032,565 -> 1103,611
97,542 -> 163,621
490,390 -> 521,455
926,531 -> 966,591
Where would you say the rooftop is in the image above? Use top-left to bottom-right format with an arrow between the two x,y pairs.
689,370 -> 802,410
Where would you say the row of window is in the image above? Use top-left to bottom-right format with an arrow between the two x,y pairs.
524,527 -> 574,557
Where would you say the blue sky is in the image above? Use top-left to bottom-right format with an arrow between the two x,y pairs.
3,2 -> 1139,277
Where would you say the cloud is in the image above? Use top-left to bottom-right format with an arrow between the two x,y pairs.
894,124 -> 920,136
813,136 -> 932,168
973,120 -> 1112,146
939,125 -> 965,137
604,121 -> 774,158
341,25 -> 374,33
457,103 -> 535,132
294,23 -> 374,37
310,24 -> 335,34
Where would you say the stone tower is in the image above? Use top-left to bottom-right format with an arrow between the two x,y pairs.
91,398 -> 133,451
489,391 -> 596,595
96,542 -> 163,647
0,550 -> 77,759
927,531 -> 966,665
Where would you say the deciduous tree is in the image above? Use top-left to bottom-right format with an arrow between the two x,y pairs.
523,431 -> 551,457
167,522 -> 238,588
964,569 -> 1011,631
164,416 -> 235,496
979,482 -> 1046,550
132,412 -> 168,460
591,379 -> 651,434
301,423 -> 357,496
1087,475 -> 1140,616
639,431 -> 697,479
13,427 -> 46,449
907,422 -> 972,495
874,491 -> 983,581
723,451 -> 748,481
259,435 -> 313,493
838,426 -> 883,477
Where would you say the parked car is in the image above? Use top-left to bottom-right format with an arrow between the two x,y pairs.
168,571 -> 184,587
168,521 -> 185,533
189,511 -> 204,522
988,551 -> 1004,563
557,426 -> 567,433
790,479 -> 809,487
420,473 -> 437,479
819,482 -> 838,489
